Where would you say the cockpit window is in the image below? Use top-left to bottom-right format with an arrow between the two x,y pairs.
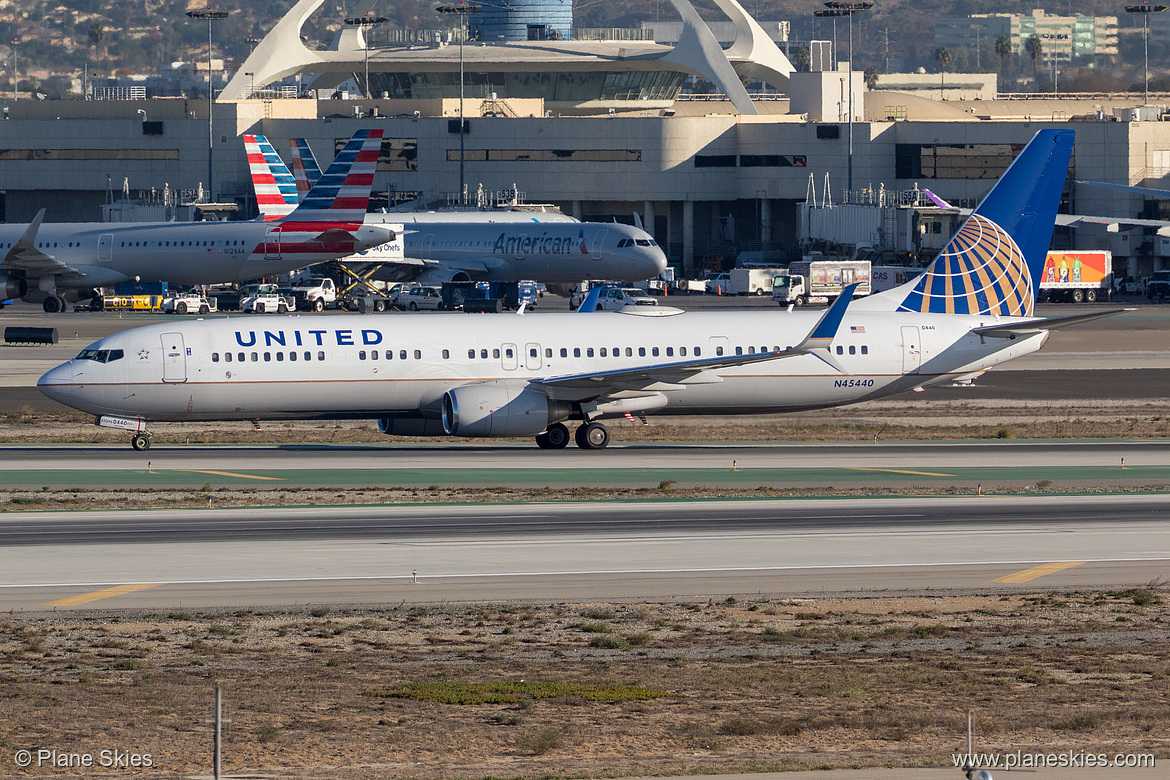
635,239 -> 651,246
617,238 -> 632,248
76,348 -> 123,363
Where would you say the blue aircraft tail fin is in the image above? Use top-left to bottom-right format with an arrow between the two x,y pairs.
858,129 -> 1074,317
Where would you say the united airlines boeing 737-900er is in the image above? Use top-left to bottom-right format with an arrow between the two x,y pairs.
245,134 -> 666,285
1,130 -> 392,312
40,129 -> 1120,451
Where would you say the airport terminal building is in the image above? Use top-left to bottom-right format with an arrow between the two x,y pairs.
1,0 -> 1169,279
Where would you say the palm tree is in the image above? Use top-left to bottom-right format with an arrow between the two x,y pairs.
994,35 -> 1011,74
864,66 -> 879,90
793,45 -> 810,73
934,45 -> 952,96
1025,35 -> 1043,88
88,22 -> 105,59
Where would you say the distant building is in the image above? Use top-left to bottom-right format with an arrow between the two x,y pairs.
935,10 -> 1118,64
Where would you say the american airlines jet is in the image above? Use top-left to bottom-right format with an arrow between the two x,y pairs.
244,134 -> 666,285
1,130 -> 392,312
39,129 -> 1116,451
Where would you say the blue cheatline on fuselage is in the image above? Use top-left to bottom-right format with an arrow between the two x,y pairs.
892,128 -> 1074,317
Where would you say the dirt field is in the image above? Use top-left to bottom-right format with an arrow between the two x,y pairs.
1,592 -> 1167,779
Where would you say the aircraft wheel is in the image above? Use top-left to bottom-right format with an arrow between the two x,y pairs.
278,303 -> 288,314
575,421 -> 610,450
1086,289 -> 1097,303
313,298 -> 325,312
536,423 -> 571,449
131,433 -> 152,451
42,296 -> 62,313
408,301 -> 418,311
199,305 -> 209,314
177,302 -> 188,314
255,303 -> 265,313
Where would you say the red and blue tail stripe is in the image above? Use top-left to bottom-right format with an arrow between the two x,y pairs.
290,138 -> 322,197
286,129 -> 382,223
244,134 -> 299,221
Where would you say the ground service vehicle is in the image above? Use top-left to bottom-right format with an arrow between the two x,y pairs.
241,285 -> 292,314
594,287 -> 659,310
1148,270 -> 1170,301
291,278 -> 338,312
730,268 -> 783,296
702,272 -> 732,294
394,285 -> 444,311
97,294 -> 163,312
1039,250 -> 1112,303
162,293 -> 216,314
773,260 -> 871,306
870,266 -> 925,293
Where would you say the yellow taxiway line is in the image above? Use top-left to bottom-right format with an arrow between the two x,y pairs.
992,561 -> 1086,584
846,467 -> 957,477
44,583 -> 161,607
181,469 -> 284,481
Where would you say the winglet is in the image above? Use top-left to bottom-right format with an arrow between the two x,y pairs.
796,283 -> 857,351
16,208 -> 46,249
576,286 -> 604,313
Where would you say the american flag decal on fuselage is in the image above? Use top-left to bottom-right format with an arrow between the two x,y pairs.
896,213 -> 1033,317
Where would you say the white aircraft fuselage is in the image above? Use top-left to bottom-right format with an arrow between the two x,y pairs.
38,307 -> 1046,430
0,219 -> 394,294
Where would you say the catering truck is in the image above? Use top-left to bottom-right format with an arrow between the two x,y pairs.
730,267 -> 784,296
1038,250 -> 1112,303
772,259 -> 871,306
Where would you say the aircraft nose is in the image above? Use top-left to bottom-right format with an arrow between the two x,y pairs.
646,247 -> 668,276
37,362 -> 75,404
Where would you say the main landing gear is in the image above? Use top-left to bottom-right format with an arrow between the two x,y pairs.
534,421 -> 611,450
42,295 -> 68,313
131,432 -> 153,451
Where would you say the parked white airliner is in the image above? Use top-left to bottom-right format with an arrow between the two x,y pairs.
39,129 -> 1117,450
2,130 -> 391,312
245,134 -> 666,285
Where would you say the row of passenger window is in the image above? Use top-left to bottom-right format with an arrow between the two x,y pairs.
213,351 -> 327,363
211,344 -> 871,366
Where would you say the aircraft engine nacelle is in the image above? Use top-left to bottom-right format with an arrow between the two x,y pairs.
414,267 -> 473,286
442,381 -> 570,437
376,417 -> 447,436
0,275 -> 28,300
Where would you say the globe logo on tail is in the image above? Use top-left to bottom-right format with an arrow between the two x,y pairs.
897,213 -> 1034,317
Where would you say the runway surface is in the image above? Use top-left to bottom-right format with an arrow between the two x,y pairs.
1,439 -> 1166,488
3,493 -> 1168,611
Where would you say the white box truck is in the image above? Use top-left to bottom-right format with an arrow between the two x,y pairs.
730,267 -> 784,296
772,259 -> 871,306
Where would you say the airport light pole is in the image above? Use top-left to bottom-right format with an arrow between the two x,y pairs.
186,6 -> 230,202
344,13 -> 388,100
10,38 -> 17,100
437,2 -> 482,203
1125,3 -> 1167,106
815,1 -> 873,194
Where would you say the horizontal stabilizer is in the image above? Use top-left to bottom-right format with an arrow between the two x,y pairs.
973,308 -> 1127,338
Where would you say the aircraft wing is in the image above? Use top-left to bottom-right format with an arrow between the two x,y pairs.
972,308 -> 1127,339
535,284 -> 858,401
0,209 -> 85,281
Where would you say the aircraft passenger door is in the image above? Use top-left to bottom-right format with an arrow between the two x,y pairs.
421,233 -> 434,259
524,343 -> 541,370
263,227 -> 282,259
590,229 -> 609,260
501,343 -> 519,370
900,326 -> 921,374
97,233 -> 114,263
161,332 -> 188,383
